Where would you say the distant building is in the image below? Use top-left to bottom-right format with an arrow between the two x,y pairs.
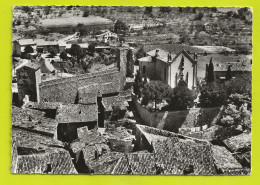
34,39 -> 59,53
13,39 -> 36,57
213,61 -> 252,81
138,48 -> 198,89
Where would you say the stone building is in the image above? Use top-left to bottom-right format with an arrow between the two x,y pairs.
16,62 -> 41,105
213,61 -> 252,82
13,39 -> 36,57
56,104 -> 98,142
138,48 -> 198,89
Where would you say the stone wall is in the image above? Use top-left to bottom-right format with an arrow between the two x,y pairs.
133,95 -> 224,133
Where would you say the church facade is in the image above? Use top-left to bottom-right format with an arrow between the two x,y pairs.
138,48 -> 198,89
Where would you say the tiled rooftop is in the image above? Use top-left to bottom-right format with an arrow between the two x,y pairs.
12,128 -> 63,151
153,138 -> 216,175
112,153 -> 156,175
211,145 -> 242,170
146,48 -> 175,63
15,147 -> 77,174
56,104 -> 98,123
12,106 -> 58,136
223,133 -> 251,152
102,95 -> 128,112
214,62 -> 252,72
22,62 -> 41,71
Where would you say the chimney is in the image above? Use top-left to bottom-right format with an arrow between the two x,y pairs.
155,49 -> 159,58
193,53 -> 197,60
168,53 -> 172,62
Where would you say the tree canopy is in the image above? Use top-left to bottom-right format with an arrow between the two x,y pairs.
199,85 -> 228,107
82,10 -> 90,17
159,7 -> 172,14
24,45 -> 34,54
141,80 -> 172,107
206,57 -> 214,84
168,86 -> 195,110
60,50 -> 68,61
114,20 -> 128,33
88,42 -> 97,53
225,65 -> 232,80
48,47 -> 58,57
144,7 -> 153,14
69,44 -> 84,59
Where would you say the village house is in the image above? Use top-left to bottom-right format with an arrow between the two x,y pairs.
56,104 -> 98,142
13,39 -> 37,57
34,39 -> 59,53
138,48 -> 198,89
212,60 -> 252,81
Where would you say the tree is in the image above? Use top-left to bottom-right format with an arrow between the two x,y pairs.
66,6 -> 73,10
114,20 -> 128,33
220,104 -> 241,127
220,103 -> 251,131
159,7 -> 172,14
141,80 -> 172,108
24,45 -> 34,54
16,20 -> 21,26
44,6 -> 52,15
199,85 -> 228,107
211,7 -> 217,12
225,65 -> 232,80
136,46 -> 146,59
144,7 -> 153,14
229,93 -> 251,108
194,12 -> 204,21
224,74 -> 251,95
82,10 -> 89,17
88,42 -> 97,53
21,6 -> 32,13
60,50 -> 68,61
48,47 -> 57,57
227,11 -> 236,18
238,7 -> 249,20
168,86 -> 195,110
134,70 -> 142,84
70,44 -> 84,62
206,57 -> 214,84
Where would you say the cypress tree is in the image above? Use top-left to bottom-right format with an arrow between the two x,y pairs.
225,65 -> 232,80
207,57 -> 214,83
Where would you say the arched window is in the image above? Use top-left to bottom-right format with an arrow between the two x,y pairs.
143,65 -> 146,74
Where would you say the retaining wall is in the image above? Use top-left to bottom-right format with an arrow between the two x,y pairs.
133,95 -> 224,133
